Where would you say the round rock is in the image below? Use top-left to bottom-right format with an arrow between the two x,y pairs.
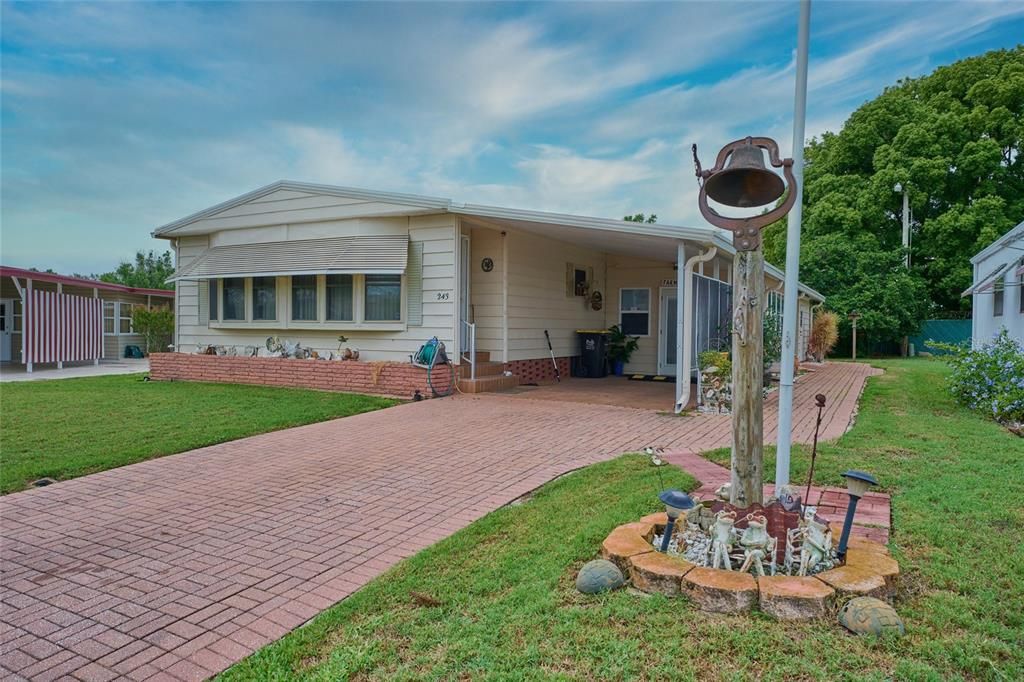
576,559 -> 625,594
838,596 -> 905,636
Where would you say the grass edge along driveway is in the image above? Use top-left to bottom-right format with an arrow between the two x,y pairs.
0,374 -> 397,494
221,359 -> 1023,681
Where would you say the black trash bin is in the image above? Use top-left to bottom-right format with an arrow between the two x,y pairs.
575,329 -> 609,378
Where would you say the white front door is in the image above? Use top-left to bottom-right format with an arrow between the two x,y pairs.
0,298 -> 13,362
657,288 -> 677,376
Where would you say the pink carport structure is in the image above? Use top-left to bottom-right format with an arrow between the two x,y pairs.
1,266 -> 174,372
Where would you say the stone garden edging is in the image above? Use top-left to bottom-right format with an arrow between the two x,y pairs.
600,512 -> 899,620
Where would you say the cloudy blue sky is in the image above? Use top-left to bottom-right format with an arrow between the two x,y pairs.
2,1 -> 1022,274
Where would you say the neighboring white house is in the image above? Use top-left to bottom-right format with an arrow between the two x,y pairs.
964,220 -> 1024,347
153,181 -> 823,402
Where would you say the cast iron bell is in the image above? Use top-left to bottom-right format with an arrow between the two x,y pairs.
703,139 -> 786,208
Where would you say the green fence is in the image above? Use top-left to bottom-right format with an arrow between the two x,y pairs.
909,319 -> 972,355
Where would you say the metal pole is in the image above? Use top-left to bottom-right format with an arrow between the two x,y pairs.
852,318 -> 858,360
836,496 -> 859,559
775,0 -> 812,489
902,189 -> 910,268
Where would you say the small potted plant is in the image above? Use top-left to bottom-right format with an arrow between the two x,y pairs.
607,324 -> 639,376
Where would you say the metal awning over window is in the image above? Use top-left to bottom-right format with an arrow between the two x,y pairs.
169,235 -> 409,281
961,262 -> 1009,297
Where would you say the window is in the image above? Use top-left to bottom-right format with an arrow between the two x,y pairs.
251,277 -> 277,321
993,277 -> 1004,317
103,301 -> 116,335
119,303 -> 135,334
208,280 -> 218,322
364,274 -> 401,321
223,278 -> 245,321
326,275 -> 354,321
620,288 -> 650,336
291,275 -> 318,321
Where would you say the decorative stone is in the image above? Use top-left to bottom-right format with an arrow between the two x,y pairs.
628,551 -> 694,596
757,575 -> 834,620
843,548 -> 900,584
815,564 -> 890,598
600,524 -> 654,573
576,560 -> 625,594
838,596 -> 905,636
682,567 -> 758,613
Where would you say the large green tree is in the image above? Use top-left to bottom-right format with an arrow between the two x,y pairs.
764,47 -> 1023,337
99,250 -> 175,290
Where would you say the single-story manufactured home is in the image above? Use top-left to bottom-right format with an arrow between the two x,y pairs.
0,266 -> 175,371
964,219 -> 1023,347
152,181 -> 823,407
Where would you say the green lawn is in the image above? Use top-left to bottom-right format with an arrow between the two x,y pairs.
221,359 -> 1023,681
0,375 -> 396,494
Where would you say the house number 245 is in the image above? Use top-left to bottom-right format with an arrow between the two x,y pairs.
436,292 -> 450,300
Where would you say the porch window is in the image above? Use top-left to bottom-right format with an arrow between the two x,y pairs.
223,278 -> 245,321
365,274 -> 401,321
103,301 -> 116,335
619,288 -> 650,336
326,274 -> 354,321
291,275 -> 318,321
119,303 -> 135,334
252,277 -> 277,321
993,277 -> 1004,317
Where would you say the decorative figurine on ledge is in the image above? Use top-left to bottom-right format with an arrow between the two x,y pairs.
738,514 -> 775,577
710,510 -> 737,571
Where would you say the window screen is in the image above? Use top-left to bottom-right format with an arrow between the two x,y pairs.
620,288 -> 650,336
365,274 -> 401,321
291,275 -> 317,321
223,278 -> 245,320
252,277 -> 276,321
326,275 -> 354,321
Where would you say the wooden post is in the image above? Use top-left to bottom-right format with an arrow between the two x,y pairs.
730,246 -> 765,507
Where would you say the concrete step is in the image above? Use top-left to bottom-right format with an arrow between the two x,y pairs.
458,361 -> 506,378
457,374 -> 520,394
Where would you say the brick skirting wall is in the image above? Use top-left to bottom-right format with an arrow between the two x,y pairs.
506,356 -> 573,384
148,352 -> 453,398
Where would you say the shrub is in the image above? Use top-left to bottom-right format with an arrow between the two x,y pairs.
131,307 -> 175,355
698,350 -> 731,378
940,329 -> 1024,426
808,311 -> 839,362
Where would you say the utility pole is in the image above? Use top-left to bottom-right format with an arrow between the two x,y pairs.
849,311 -> 860,361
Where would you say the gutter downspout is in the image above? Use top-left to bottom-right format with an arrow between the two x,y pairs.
675,244 -> 717,413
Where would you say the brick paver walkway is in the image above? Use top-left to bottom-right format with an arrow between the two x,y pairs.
0,362 -> 880,681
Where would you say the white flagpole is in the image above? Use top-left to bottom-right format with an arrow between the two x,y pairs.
775,0 -> 812,488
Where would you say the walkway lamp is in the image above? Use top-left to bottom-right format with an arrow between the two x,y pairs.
836,470 -> 878,559
658,489 -> 695,552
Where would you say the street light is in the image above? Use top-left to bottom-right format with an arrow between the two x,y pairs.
658,489 -> 696,552
836,470 -> 879,559
848,310 -> 861,360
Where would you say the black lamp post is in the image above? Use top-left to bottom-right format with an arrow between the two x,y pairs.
658,489 -> 696,553
836,470 -> 878,559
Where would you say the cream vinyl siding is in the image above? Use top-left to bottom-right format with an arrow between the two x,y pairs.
174,215 -> 456,362
469,227 -> 505,359
605,255 -> 678,375
504,229 -> 606,362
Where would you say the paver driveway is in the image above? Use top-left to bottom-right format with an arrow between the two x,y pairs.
0,362 -> 879,681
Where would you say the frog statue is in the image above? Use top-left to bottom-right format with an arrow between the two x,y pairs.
738,514 -> 776,577
710,510 -> 737,570
798,515 -> 832,576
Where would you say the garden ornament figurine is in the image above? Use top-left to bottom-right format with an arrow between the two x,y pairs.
710,510 -> 736,570
738,514 -> 774,577
798,515 -> 833,576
